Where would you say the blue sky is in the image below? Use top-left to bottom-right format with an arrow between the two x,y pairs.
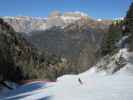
0,0 -> 132,19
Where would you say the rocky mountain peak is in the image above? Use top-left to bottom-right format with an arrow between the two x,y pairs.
48,11 -> 62,17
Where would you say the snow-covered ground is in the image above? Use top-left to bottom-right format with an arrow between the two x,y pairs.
1,49 -> 133,100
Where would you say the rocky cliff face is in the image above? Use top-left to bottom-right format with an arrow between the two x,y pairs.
2,12 -> 111,34
2,16 -> 47,34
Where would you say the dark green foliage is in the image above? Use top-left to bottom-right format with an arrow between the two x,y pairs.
0,18 -> 25,82
125,2 -> 133,51
125,2 -> 133,34
101,22 -> 123,56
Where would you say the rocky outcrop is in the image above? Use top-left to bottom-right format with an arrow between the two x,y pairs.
96,49 -> 127,74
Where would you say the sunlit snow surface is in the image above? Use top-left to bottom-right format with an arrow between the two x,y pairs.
1,49 -> 133,100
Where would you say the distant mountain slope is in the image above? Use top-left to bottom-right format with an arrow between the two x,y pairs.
2,11 -> 111,34
2,16 -> 47,34
29,18 -> 110,71
0,12 -> 112,77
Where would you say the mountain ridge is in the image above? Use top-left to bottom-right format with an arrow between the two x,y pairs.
1,11 -> 112,34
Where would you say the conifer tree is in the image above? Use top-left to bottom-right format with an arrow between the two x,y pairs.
125,2 -> 133,34
125,2 -> 133,50
101,22 -> 122,56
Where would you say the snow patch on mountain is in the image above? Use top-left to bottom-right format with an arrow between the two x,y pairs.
97,19 -> 102,21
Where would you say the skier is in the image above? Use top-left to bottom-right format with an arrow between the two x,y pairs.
78,78 -> 83,85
